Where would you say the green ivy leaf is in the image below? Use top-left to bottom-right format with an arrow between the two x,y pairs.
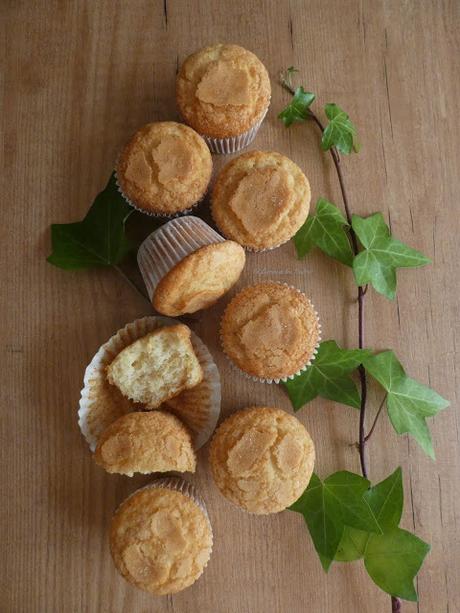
283,340 -> 371,410
278,86 -> 316,127
363,352 -> 449,458
289,471 -> 381,569
352,213 -> 431,299
364,527 -> 430,601
335,526 -> 368,561
294,198 -> 354,265
47,174 -> 134,270
321,103 -> 359,154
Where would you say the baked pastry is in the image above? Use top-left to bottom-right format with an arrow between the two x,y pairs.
220,282 -> 320,382
110,478 -> 213,595
138,216 -> 245,316
94,411 -> 196,476
106,324 -> 203,408
176,44 -> 271,153
212,150 -> 311,250
116,122 -> 212,215
209,407 -> 315,514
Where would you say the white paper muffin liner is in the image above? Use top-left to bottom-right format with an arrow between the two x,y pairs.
220,283 -> 322,384
201,107 -> 268,154
138,216 -> 226,303
78,316 -> 221,452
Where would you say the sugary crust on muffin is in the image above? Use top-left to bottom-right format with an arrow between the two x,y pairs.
94,411 -> 196,476
220,282 -> 320,379
176,44 -> 271,138
153,241 -> 246,316
116,122 -> 212,214
209,407 -> 315,514
212,151 -> 311,250
110,487 -> 213,595
106,324 -> 203,409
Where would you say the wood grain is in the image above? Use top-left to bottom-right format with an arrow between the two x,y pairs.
1,1 -> 459,611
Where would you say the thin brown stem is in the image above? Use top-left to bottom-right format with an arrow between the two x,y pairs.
113,265 -> 150,304
365,394 -> 387,442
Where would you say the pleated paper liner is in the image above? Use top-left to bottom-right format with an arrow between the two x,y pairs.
219,283 -> 322,384
78,316 -> 221,452
137,216 -> 226,303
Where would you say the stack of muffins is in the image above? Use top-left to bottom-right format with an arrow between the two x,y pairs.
79,43 -> 321,597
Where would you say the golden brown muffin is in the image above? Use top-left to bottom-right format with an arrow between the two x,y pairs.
153,241 -> 246,316
116,122 -> 212,215
106,324 -> 203,409
220,282 -> 320,381
94,411 -> 196,476
176,44 -> 271,139
110,481 -> 213,595
209,407 -> 315,514
212,151 -> 311,250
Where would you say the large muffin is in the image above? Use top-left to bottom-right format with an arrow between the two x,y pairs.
220,282 -> 320,382
209,407 -> 315,514
176,44 -> 271,139
116,122 -> 212,215
212,150 -> 311,250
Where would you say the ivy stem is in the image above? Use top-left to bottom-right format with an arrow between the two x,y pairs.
365,394 -> 387,442
113,265 -> 150,304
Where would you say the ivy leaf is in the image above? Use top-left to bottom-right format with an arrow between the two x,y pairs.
289,471 -> 381,569
363,352 -> 449,458
365,527 -> 430,601
294,198 -> 354,265
321,103 -> 359,154
352,213 -> 431,300
47,174 -> 134,270
283,340 -> 371,410
278,86 -> 316,127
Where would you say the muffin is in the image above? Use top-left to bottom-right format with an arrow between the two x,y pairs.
209,407 -> 315,514
220,282 -> 321,382
78,317 -> 221,451
212,151 -> 311,251
110,478 -> 213,595
138,216 -> 245,316
176,44 -> 271,154
107,324 -> 203,409
116,122 -> 212,216
94,411 -> 196,476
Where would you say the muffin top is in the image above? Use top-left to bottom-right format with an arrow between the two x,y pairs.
153,241 -> 246,316
209,407 -> 315,514
94,411 -> 196,476
212,151 -> 311,250
116,122 -> 212,215
106,324 -> 203,409
220,282 -> 320,381
176,44 -> 271,138
110,484 -> 213,595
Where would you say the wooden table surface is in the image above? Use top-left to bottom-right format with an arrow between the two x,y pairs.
2,1 -> 459,612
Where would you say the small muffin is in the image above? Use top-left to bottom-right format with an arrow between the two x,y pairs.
212,151 -> 311,251
94,411 -> 196,476
209,407 -> 315,514
138,216 -> 245,316
176,44 -> 271,153
107,324 -> 203,409
116,122 -> 212,216
110,479 -> 213,595
220,282 -> 321,382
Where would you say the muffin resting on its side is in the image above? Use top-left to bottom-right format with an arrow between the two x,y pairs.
94,411 -> 196,476
110,481 -> 213,595
212,151 -> 311,251
209,407 -> 315,514
107,324 -> 203,409
116,122 -> 212,215
176,44 -> 271,140
220,282 -> 321,382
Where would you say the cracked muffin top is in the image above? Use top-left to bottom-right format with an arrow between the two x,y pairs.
176,44 -> 271,138
209,407 -> 315,514
116,122 -> 212,215
220,282 -> 321,381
